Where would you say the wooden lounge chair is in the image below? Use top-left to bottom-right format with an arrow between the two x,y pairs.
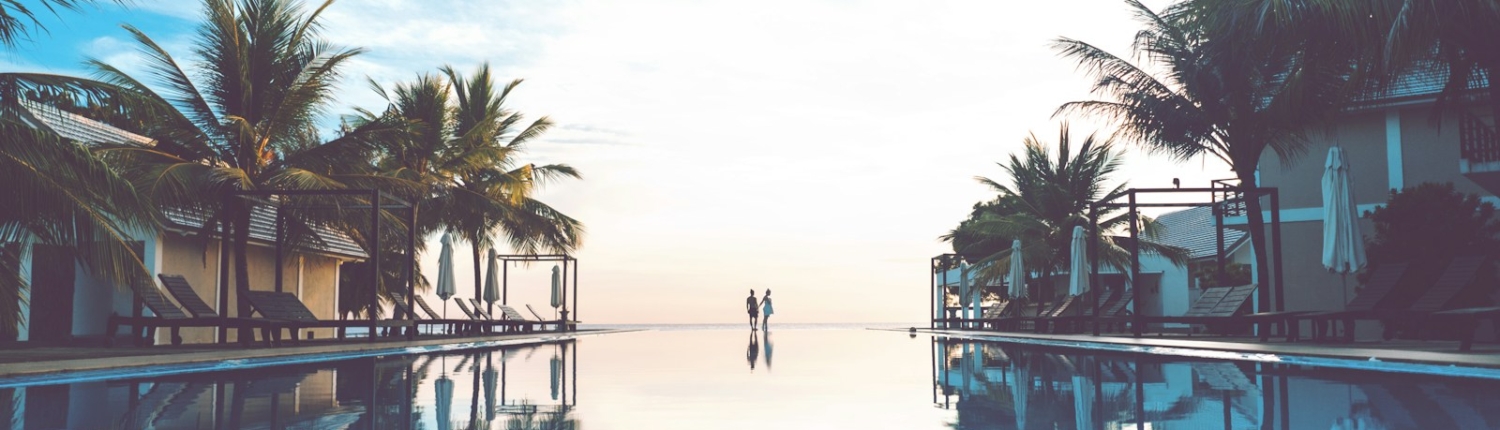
525,303 -> 582,331
1275,262 -> 1415,342
971,301 -> 1017,330
1107,284 -> 1280,337
243,290 -> 413,343
1038,289 -> 1122,334
496,304 -> 577,331
390,292 -> 474,335
453,298 -> 517,333
1382,255 -> 1500,350
105,274 -> 274,346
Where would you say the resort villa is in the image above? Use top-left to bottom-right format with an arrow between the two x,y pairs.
9,102 -> 364,345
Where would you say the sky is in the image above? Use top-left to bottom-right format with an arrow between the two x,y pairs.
11,0 -> 1234,324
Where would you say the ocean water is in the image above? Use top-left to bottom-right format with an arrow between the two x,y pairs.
3,327 -> 1498,429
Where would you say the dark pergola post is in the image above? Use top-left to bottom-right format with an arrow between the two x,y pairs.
368,190 -> 380,342
1271,189 -> 1285,312
274,207 -> 285,293
407,205 -> 417,340
560,257 -> 569,324
501,262 -> 508,306
941,266 -> 950,329
217,195 -> 231,343
572,257 -> 579,323
1090,203 -> 1101,336
1128,192 -> 1141,337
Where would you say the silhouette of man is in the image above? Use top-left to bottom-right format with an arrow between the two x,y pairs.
746,289 -> 759,330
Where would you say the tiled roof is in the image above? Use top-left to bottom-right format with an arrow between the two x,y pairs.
19,100 -> 368,259
164,206 -> 369,259
1154,206 -> 1246,260
21,100 -> 154,146
1352,65 -> 1489,105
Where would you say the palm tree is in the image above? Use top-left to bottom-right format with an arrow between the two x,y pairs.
942,124 -> 1186,303
372,65 -> 582,303
88,0 -> 397,319
1185,0 -> 1500,124
0,0 -> 122,48
0,114 -> 158,338
1053,0 -> 1348,311
440,65 -> 581,298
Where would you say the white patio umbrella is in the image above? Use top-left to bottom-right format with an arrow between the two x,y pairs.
435,232 -> 457,318
1069,226 -> 1090,296
550,265 -> 563,310
1073,373 -> 1095,429
483,249 -> 500,307
1322,147 -> 1367,305
1012,362 -> 1030,430
1008,240 -> 1027,300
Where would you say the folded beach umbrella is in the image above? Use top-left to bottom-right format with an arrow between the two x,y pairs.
483,249 -> 500,306
1069,226 -> 1090,296
436,232 -> 457,317
1322,147 -> 1366,304
550,265 -> 563,309
1008,240 -> 1027,300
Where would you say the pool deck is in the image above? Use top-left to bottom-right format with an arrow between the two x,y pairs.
900,327 -> 1500,375
0,329 -> 632,386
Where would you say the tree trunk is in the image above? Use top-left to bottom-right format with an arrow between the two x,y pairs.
232,205 -> 253,319
1238,170 -> 1275,313
472,241 -> 483,302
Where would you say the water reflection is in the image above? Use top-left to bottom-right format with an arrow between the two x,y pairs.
930,337 -> 1500,429
0,340 -> 578,430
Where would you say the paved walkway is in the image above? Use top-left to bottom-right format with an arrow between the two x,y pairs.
0,329 -> 631,385
902,327 -> 1500,371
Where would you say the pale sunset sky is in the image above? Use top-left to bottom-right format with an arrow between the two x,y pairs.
13,0 -> 1233,324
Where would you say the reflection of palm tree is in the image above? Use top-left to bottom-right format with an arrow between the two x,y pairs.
503,409 -> 578,430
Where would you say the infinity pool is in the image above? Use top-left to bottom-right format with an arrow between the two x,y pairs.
4,327 -> 1500,429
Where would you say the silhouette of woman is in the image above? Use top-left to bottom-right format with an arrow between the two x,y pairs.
760,289 -> 775,329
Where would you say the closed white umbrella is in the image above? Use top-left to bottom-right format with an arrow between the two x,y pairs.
550,265 -> 563,309
1322,147 -> 1367,305
1008,240 -> 1027,300
1069,226 -> 1090,296
435,232 -> 457,318
483,249 -> 500,306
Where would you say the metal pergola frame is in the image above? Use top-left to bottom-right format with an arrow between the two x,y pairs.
1086,185 -> 1284,336
226,189 -> 419,342
492,253 -> 579,324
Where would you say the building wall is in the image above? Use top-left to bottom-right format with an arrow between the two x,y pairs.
1247,105 -> 1498,318
1259,110 -> 1391,208
155,233 -> 346,343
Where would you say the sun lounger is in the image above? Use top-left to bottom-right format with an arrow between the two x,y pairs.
1381,255 -> 1500,350
243,290 -> 413,343
105,274 -> 275,346
453,298 -> 518,333
971,301 -> 1017,329
390,292 -> 474,335
1105,284 -> 1286,337
497,304 -> 579,331
1275,262 -> 1415,342
1036,289 -> 1122,333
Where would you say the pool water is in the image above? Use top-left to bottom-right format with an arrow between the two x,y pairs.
4,328 -> 1500,429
